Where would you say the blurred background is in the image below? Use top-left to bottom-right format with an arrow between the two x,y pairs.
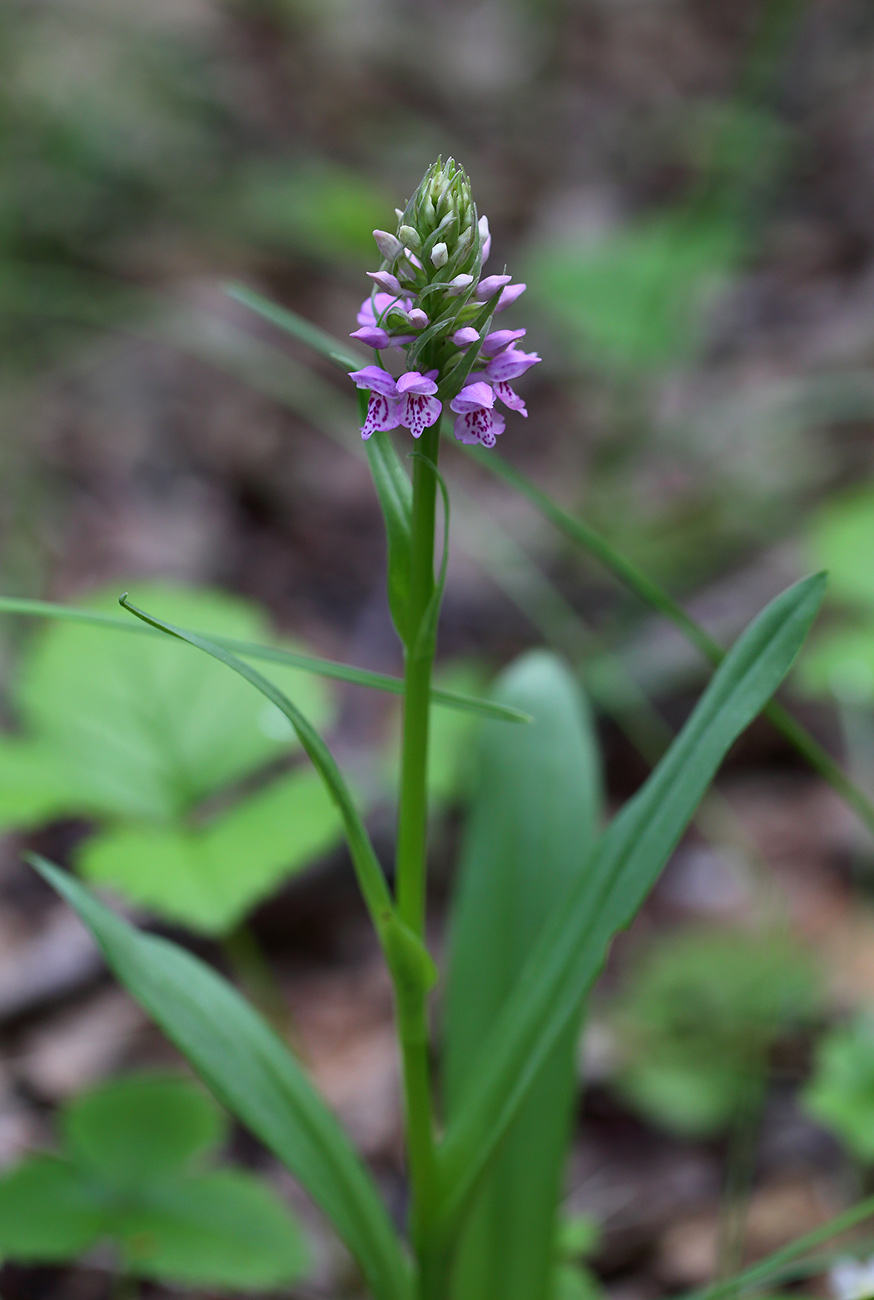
5,0 -> 874,1296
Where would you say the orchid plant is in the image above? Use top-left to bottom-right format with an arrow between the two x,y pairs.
15,158 -> 874,1300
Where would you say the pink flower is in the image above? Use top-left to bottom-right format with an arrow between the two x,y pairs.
349,366 -> 401,440
353,292 -> 415,349
452,326 -> 481,348
396,371 -> 442,439
449,381 -> 505,449
475,274 -> 512,301
484,348 -> 541,417
495,282 -> 526,313
480,327 -> 526,357
479,214 -> 491,263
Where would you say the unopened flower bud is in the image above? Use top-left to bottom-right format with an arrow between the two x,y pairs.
430,242 -> 448,268
373,229 -> 403,262
398,225 -> 421,252
446,273 -> 474,295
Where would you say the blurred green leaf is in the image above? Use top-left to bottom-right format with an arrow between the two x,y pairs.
63,1073 -> 225,1192
234,159 -> 393,263
366,429 -> 414,646
31,860 -> 414,1300
445,652 -> 603,1300
0,1157 -> 105,1261
553,1263 -> 604,1300
79,768 -> 343,934
9,583 -> 331,824
556,1214 -> 601,1262
611,928 -> 820,1137
797,625 -> 874,704
803,1014 -> 874,1163
116,1170 -> 309,1288
0,1072 -> 310,1290
807,488 -> 874,608
526,213 -> 745,372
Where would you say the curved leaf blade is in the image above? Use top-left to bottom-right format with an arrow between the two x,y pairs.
437,573 -> 826,1234
0,596 -> 529,725
30,859 -> 413,1300
445,652 -> 603,1300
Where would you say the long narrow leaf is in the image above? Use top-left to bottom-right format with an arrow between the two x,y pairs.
444,653 -> 603,1300
226,283 -> 365,371
117,597 -> 396,937
0,597 -> 528,725
437,573 -> 826,1234
30,859 -> 412,1300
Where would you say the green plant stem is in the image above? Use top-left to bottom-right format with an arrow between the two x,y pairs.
396,422 -> 441,939
392,422 -> 442,1287
716,1063 -> 767,1287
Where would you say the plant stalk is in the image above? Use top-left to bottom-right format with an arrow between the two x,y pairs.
392,421 -> 443,1288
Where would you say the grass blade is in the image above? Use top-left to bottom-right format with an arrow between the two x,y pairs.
444,652 -> 603,1300
30,858 -> 412,1300
0,597 -> 529,726
226,283 -> 365,371
436,574 -> 826,1236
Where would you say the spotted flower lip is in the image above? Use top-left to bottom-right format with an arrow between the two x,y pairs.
482,348 -> 541,418
396,370 -> 442,439
349,365 -> 401,439
450,382 -> 506,448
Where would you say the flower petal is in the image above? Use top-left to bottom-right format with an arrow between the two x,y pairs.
450,381 -> 495,414
486,348 -> 541,382
399,392 -> 442,439
495,282 -> 526,312
452,327 -> 480,348
480,328 -> 526,357
349,366 -> 398,397
475,274 -> 512,301
361,392 -> 401,439
397,371 -> 438,396
368,270 -> 404,295
350,326 -> 391,349
494,380 -> 527,416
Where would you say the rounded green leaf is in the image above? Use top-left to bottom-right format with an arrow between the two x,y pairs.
63,1073 -> 225,1190
15,583 -> 333,822
117,1171 -> 309,1289
803,1015 -> 874,1162
78,769 -> 343,934
0,1156 -> 106,1260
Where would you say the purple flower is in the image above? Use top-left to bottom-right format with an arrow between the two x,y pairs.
495,282 -> 526,313
354,293 -> 415,349
450,381 -> 506,449
407,307 -> 429,329
484,348 -> 541,417
452,326 -> 481,348
480,327 -> 526,357
475,274 -> 512,302
396,371 -> 442,439
367,270 -> 406,296
349,366 -> 401,440
373,229 -> 403,261
357,292 -> 409,328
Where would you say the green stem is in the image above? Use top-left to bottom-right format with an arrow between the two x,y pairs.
393,421 -> 443,1290
396,422 -> 441,939
222,922 -> 291,1040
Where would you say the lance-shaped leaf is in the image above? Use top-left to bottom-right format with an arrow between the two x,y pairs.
444,652 -> 602,1300
0,596 -> 527,725
437,573 -> 826,1235
30,860 -> 413,1300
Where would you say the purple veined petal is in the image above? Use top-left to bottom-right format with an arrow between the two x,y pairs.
361,392 -> 401,440
397,371 -> 438,396
495,282 -> 526,312
373,229 -> 403,261
480,327 -> 526,357
450,381 -> 496,414
349,365 -> 399,398
485,348 -> 542,382
350,326 -> 391,349
398,392 -> 442,439
493,380 -> 527,416
452,406 -> 505,447
368,270 -> 404,296
407,308 -> 429,329
452,326 -> 480,348
475,274 -> 512,301
479,214 -> 491,263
